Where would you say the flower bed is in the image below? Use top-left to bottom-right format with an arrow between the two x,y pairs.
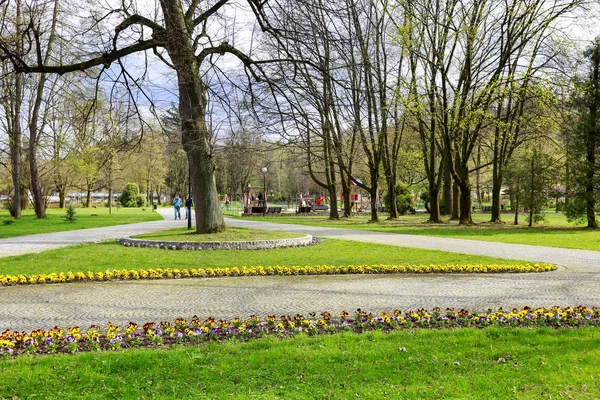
0,263 -> 555,286
0,306 -> 597,358
118,234 -> 314,250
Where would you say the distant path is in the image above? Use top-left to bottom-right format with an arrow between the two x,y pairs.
0,210 -> 598,331
0,209 -> 186,258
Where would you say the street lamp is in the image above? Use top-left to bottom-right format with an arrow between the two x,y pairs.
261,166 -> 268,216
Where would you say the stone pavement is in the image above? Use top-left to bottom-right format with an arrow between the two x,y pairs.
0,210 -> 599,331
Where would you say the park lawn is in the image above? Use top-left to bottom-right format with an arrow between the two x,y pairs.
0,207 -> 163,238
237,212 -> 600,251
0,238 -> 529,276
133,227 -> 305,241
1,328 -> 598,399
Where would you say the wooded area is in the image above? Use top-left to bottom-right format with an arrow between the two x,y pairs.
0,0 -> 599,231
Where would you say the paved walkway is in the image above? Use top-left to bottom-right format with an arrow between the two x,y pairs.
0,212 -> 184,258
0,210 -> 599,331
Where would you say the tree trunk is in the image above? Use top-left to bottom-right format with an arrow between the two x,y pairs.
108,186 -> 113,215
86,186 -> 92,208
514,195 -> 519,225
29,148 -> 46,218
442,159 -> 452,216
147,169 -> 152,207
369,185 -> 379,223
451,181 -> 459,220
163,0 -> 225,234
9,126 -> 21,218
387,175 -> 398,219
429,187 -> 441,223
341,179 -> 352,218
328,185 -> 340,220
585,114 -> 598,228
456,167 -> 473,225
490,170 -> 503,223
58,186 -> 65,208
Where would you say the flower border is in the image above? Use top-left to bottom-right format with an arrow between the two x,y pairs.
0,306 -> 596,358
0,263 -> 555,286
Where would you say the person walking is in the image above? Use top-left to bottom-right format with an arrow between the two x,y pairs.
173,195 -> 182,220
185,197 -> 193,218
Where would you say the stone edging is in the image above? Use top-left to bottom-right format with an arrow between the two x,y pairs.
118,234 -> 314,250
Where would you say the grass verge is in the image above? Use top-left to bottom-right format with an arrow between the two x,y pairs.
0,238 -> 530,276
132,227 -> 305,241
237,213 -> 600,250
0,207 -> 163,238
1,328 -> 598,398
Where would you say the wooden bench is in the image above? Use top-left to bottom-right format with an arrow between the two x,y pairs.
267,207 -> 282,214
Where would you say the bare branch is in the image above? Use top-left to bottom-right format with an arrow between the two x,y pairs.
11,39 -> 161,74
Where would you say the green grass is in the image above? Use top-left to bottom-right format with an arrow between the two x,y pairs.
0,238 -> 528,276
0,207 -> 163,238
132,227 -> 305,242
1,328 -> 599,398
236,212 -> 600,251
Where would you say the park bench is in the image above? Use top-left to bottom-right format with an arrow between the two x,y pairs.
267,207 -> 282,214
251,206 -> 266,214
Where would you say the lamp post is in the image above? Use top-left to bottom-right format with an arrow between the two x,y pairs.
261,166 -> 268,216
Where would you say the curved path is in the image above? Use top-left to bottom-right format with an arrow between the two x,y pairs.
0,210 -> 598,331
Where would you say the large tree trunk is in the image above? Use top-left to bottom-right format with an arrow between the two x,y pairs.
328,186 -> 339,220
368,184 -> 379,223
456,166 -> 473,225
341,178 -> 352,218
490,164 -> 503,223
162,0 -> 224,233
429,187 -> 441,223
451,181 -> 459,220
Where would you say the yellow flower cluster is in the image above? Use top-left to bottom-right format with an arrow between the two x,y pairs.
0,263 -> 555,287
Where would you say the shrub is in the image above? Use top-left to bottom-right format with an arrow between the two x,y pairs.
136,194 -> 146,208
64,205 -> 76,223
118,183 -> 143,208
384,183 -> 414,215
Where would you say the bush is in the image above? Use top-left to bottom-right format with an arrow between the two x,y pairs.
64,205 -> 76,223
136,194 -> 146,208
118,183 -> 143,208
384,183 -> 414,215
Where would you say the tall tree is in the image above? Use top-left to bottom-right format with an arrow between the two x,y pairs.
0,0 -> 284,233
565,37 -> 600,228
0,0 -> 24,218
